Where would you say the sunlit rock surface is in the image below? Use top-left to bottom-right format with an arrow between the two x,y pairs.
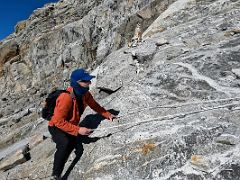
0,0 -> 240,179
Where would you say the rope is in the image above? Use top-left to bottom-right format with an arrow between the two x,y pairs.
117,96 -> 240,118
93,102 -> 240,133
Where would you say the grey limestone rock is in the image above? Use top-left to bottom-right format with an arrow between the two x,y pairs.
0,0 -> 240,179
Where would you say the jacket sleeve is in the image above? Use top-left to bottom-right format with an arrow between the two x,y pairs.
85,92 -> 111,119
51,93 -> 80,136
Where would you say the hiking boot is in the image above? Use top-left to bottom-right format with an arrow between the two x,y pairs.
50,175 -> 61,180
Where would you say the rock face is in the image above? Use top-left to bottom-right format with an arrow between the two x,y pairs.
0,0 -> 240,179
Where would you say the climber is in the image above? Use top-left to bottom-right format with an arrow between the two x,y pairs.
48,68 -> 116,180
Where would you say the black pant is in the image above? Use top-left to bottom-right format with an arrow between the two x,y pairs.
48,126 -> 80,177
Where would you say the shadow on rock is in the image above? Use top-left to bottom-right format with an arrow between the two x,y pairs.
61,142 -> 83,180
78,109 -> 119,144
79,109 -> 120,129
61,109 -> 119,180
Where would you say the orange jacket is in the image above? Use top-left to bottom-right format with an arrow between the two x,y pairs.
48,87 -> 111,136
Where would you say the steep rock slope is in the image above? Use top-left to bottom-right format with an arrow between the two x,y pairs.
0,0 -> 169,150
1,0 -> 240,179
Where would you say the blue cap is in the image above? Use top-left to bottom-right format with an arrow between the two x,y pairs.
70,69 -> 95,81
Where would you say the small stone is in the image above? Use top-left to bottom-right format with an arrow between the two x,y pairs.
29,134 -> 46,149
155,39 -> 169,46
191,155 -> 210,172
200,116 -> 207,121
214,134 -> 239,145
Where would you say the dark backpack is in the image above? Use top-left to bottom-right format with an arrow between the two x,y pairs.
41,90 -> 70,120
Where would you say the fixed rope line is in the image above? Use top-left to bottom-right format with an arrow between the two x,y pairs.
116,96 -> 240,118
93,102 -> 240,133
